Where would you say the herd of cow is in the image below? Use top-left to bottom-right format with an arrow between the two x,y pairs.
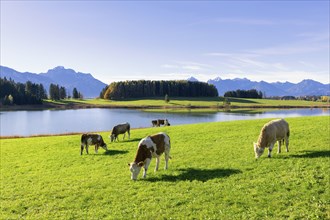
80,119 -> 171,180
80,118 -> 290,180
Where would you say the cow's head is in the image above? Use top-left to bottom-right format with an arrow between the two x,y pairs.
254,142 -> 264,158
165,119 -> 170,126
101,143 -> 108,151
110,134 -> 116,142
128,162 -> 144,180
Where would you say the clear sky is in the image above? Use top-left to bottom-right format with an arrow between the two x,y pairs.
1,1 -> 329,84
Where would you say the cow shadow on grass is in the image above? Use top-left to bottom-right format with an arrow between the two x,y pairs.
110,138 -> 141,143
289,150 -> 330,158
93,149 -> 128,156
145,168 -> 242,182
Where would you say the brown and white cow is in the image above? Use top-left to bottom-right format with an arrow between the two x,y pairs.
151,120 -> 158,127
152,119 -> 170,127
128,132 -> 171,180
110,122 -> 130,142
81,133 -> 108,155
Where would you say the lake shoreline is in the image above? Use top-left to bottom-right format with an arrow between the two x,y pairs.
1,101 -> 329,111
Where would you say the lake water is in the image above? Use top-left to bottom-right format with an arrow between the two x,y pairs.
0,108 -> 329,137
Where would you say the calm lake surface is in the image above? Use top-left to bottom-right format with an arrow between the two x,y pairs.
0,108 -> 329,137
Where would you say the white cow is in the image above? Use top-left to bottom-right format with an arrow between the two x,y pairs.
254,119 -> 290,158
128,132 -> 171,180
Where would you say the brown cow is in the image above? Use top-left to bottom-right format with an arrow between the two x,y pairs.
110,122 -> 130,142
128,132 -> 171,180
254,119 -> 290,158
81,133 -> 108,155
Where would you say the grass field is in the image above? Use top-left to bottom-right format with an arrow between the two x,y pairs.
43,97 -> 329,109
1,116 -> 329,219
2,97 -> 327,111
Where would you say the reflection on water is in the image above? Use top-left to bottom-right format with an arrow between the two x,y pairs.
0,108 -> 329,137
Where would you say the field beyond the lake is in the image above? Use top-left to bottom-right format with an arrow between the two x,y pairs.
1,116 -> 329,219
1,97 -> 329,111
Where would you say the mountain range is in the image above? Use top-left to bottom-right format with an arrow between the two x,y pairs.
0,65 -> 328,98
205,77 -> 329,97
0,66 -> 107,98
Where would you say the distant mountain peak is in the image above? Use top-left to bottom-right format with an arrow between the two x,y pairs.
53,66 -> 65,70
233,77 -> 250,81
212,77 -> 222,81
48,66 -> 74,74
187,76 -> 199,82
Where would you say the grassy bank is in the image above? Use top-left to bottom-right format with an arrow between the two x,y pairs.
1,97 -> 328,111
1,116 -> 329,219
47,97 -> 330,108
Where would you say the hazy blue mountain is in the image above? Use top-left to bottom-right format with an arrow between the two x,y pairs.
285,79 -> 329,96
0,66 -> 107,98
272,81 -> 295,91
187,76 -> 199,82
0,66 -> 51,85
206,77 -> 329,97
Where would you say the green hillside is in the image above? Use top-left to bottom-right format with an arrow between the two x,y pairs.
1,116 -> 329,219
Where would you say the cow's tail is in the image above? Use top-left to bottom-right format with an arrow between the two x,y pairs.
80,134 -> 86,155
127,123 -> 131,133
81,134 -> 86,144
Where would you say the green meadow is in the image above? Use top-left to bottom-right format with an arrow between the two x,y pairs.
43,97 -> 328,109
1,116 -> 329,219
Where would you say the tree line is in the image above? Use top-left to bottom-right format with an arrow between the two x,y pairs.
224,89 -> 263,99
0,78 -> 47,105
0,77 -> 83,105
100,80 -> 219,99
48,85 -> 82,100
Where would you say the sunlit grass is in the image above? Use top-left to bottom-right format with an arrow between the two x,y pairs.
141,108 -> 277,114
44,97 -> 328,108
1,116 -> 329,219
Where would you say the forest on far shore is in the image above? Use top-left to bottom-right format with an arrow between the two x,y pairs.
0,78 -> 46,105
0,78 -> 82,105
100,80 -> 219,99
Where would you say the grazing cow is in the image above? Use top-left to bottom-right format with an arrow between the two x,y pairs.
81,133 -> 108,155
128,132 -> 171,180
110,122 -> 130,142
152,119 -> 170,127
151,120 -> 158,127
254,119 -> 290,158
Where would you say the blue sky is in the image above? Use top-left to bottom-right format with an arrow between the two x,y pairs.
1,1 -> 329,84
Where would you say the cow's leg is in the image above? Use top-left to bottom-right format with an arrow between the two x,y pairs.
277,140 -> 282,154
143,159 -> 151,178
123,133 -> 126,140
285,136 -> 289,152
128,130 -> 130,139
81,144 -> 84,155
155,157 -> 160,172
86,144 -> 89,154
95,144 -> 98,154
164,149 -> 170,170
268,141 -> 275,158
